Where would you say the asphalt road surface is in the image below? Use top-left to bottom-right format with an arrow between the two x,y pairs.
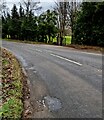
2,40 -> 102,118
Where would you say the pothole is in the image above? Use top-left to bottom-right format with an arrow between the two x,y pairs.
43,96 -> 62,112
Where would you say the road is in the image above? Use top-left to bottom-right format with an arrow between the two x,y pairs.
2,40 -> 102,118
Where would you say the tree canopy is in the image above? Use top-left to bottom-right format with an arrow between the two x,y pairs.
2,4 -> 58,42
2,2 -> 104,47
73,2 -> 104,46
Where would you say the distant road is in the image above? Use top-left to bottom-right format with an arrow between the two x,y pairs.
2,40 -> 102,118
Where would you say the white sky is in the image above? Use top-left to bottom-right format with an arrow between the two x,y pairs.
2,0 -> 55,15
4,0 -> 84,15
5,0 -> 56,9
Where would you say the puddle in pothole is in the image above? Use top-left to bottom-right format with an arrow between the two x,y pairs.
43,96 -> 62,111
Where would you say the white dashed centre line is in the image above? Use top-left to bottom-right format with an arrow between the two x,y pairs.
50,53 -> 82,66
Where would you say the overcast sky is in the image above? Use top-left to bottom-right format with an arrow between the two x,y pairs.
5,0 -> 56,14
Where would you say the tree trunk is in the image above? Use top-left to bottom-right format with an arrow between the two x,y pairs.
60,32 -> 63,46
71,21 -> 74,44
48,34 -> 51,43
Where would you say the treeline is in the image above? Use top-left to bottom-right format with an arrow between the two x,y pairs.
73,2 -> 104,46
2,4 -> 58,43
2,2 -> 104,46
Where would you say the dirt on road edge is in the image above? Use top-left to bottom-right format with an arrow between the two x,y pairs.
66,44 -> 103,53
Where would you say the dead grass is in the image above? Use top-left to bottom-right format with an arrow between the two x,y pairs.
1,48 -> 23,118
1,48 -> 32,119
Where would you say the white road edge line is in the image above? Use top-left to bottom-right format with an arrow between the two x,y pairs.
50,53 -> 82,66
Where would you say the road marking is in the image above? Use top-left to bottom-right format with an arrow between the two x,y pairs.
50,54 -> 82,66
35,49 -> 42,52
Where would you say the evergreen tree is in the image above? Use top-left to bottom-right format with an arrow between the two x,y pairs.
73,2 -> 104,46
10,4 -> 19,39
11,4 -> 19,19
19,4 -> 24,18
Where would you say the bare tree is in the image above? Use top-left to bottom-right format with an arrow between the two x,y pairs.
1,0 -> 10,18
55,0 -> 80,45
66,0 -> 78,44
55,1 -> 67,45
20,0 -> 42,17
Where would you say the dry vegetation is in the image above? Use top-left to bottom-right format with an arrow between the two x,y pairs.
1,48 -> 31,118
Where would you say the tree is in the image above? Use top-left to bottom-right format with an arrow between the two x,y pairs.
18,0 -> 42,40
92,2 -> 104,46
18,4 -> 24,40
9,4 -> 19,39
55,1 -> 67,45
21,11 -> 37,41
73,2 -> 104,46
66,1 -> 79,44
19,4 -> 24,18
37,10 -> 58,43
1,0 -> 10,38
55,0 -> 79,45
37,14 -> 47,42
2,15 -> 7,38
2,2 -> 58,43
2,12 -> 11,38
21,0 -> 42,17
45,10 -> 58,43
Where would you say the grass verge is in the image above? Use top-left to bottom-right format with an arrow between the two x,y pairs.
66,44 -> 102,53
1,48 -> 24,118
2,38 -> 46,45
2,38 -> 102,53
2,36 -> 72,45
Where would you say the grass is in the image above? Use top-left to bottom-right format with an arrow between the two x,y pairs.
1,97 -> 23,118
1,48 -> 23,118
64,36 -> 71,45
53,36 -> 71,45
2,38 -> 46,45
2,36 -> 72,45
